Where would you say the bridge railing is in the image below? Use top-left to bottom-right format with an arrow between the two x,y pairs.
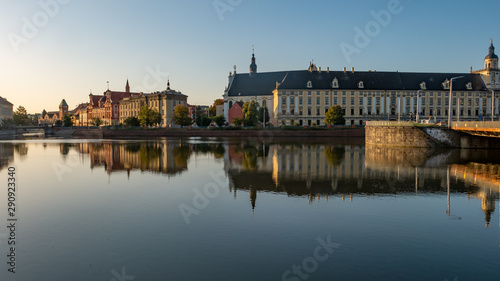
452,121 -> 500,129
366,121 -> 416,127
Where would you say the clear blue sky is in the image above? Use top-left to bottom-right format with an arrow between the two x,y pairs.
1,0 -> 499,114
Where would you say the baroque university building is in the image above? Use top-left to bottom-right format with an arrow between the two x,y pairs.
224,42 -> 500,126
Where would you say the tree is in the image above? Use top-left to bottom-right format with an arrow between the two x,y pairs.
172,105 -> 193,127
198,115 -> 211,127
211,115 -> 226,127
91,117 -> 102,127
258,106 -> 270,124
325,105 -> 345,126
232,117 -> 244,127
242,101 -> 259,126
195,106 -> 211,127
209,99 -> 224,117
0,118 -> 14,129
124,116 -> 140,127
139,106 -> 162,127
62,114 -> 73,127
13,106 -> 30,126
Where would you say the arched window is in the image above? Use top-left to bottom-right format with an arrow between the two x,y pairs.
229,101 -> 233,108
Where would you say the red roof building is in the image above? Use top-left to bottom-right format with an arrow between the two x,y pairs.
228,101 -> 244,124
87,80 -> 141,125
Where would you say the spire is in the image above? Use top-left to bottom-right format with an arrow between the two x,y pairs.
486,39 -> 498,60
249,46 -> 257,75
167,79 -> 171,91
125,79 -> 130,93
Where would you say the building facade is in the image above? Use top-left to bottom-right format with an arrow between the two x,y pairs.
0,96 -> 13,123
39,99 -> 70,125
119,81 -> 188,127
86,80 -> 141,126
224,43 -> 500,126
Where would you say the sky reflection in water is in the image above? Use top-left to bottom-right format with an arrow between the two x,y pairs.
0,138 -> 498,281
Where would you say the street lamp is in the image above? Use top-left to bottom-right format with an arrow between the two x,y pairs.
448,76 -> 464,128
416,90 -> 425,123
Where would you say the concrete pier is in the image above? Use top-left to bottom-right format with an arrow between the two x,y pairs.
366,121 -> 500,148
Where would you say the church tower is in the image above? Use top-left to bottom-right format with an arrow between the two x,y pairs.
472,39 -> 500,90
484,40 -> 499,70
125,79 -> 130,93
59,99 -> 68,120
249,47 -> 257,75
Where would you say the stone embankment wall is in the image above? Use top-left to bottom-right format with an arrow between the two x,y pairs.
365,126 -> 441,147
51,128 -> 365,139
366,125 -> 500,148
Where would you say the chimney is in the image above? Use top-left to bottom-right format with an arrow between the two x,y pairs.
343,67 -> 346,73
327,67 -> 330,73
351,67 -> 354,73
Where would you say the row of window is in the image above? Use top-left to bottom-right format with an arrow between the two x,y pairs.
280,106 -> 493,117
280,91 -> 490,97
281,96 -> 498,108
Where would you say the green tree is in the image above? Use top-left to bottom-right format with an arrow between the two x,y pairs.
172,105 -> 193,127
242,101 -> 259,126
124,116 -> 140,127
232,117 -> 244,127
91,117 -> 102,126
325,105 -> 345,126
0,118 -> 14,129
198,115 -> 211,127
13,106 -> 30,126
62,114 -> 73,127
209,99 -> 224,117
139,106 -> 162,127
258,106 -> 270,124
211,115 -> 226,127
193,106 -> 210,127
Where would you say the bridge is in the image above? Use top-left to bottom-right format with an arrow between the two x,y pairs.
452,121 -> 500,138
366,121 -> 500,148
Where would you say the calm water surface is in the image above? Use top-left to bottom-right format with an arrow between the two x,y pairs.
0,137 -> 499,281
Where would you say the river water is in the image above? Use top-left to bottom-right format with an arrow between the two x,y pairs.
0,137 -> 498,281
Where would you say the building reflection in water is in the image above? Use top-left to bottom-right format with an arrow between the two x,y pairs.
72,141 -> 191,177
0,143 -> 15,170
225,141 -> 500,228
68,140 -> 226,178
43,139 -> 500,228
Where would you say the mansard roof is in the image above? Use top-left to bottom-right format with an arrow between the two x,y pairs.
227,71 -> 288,96
227,69 -> 488,95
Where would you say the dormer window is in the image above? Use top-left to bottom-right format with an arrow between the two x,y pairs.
420,82 -> 427,90
466,82 -> 473,90
442,79 -> 450,90
332,78 -> 339,88
358,81 -> 364,89
307,81 -> 312,88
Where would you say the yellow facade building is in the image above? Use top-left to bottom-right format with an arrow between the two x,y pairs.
224,42 -> 500,126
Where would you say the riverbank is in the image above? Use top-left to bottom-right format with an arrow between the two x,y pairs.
53,127 -> 365,139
